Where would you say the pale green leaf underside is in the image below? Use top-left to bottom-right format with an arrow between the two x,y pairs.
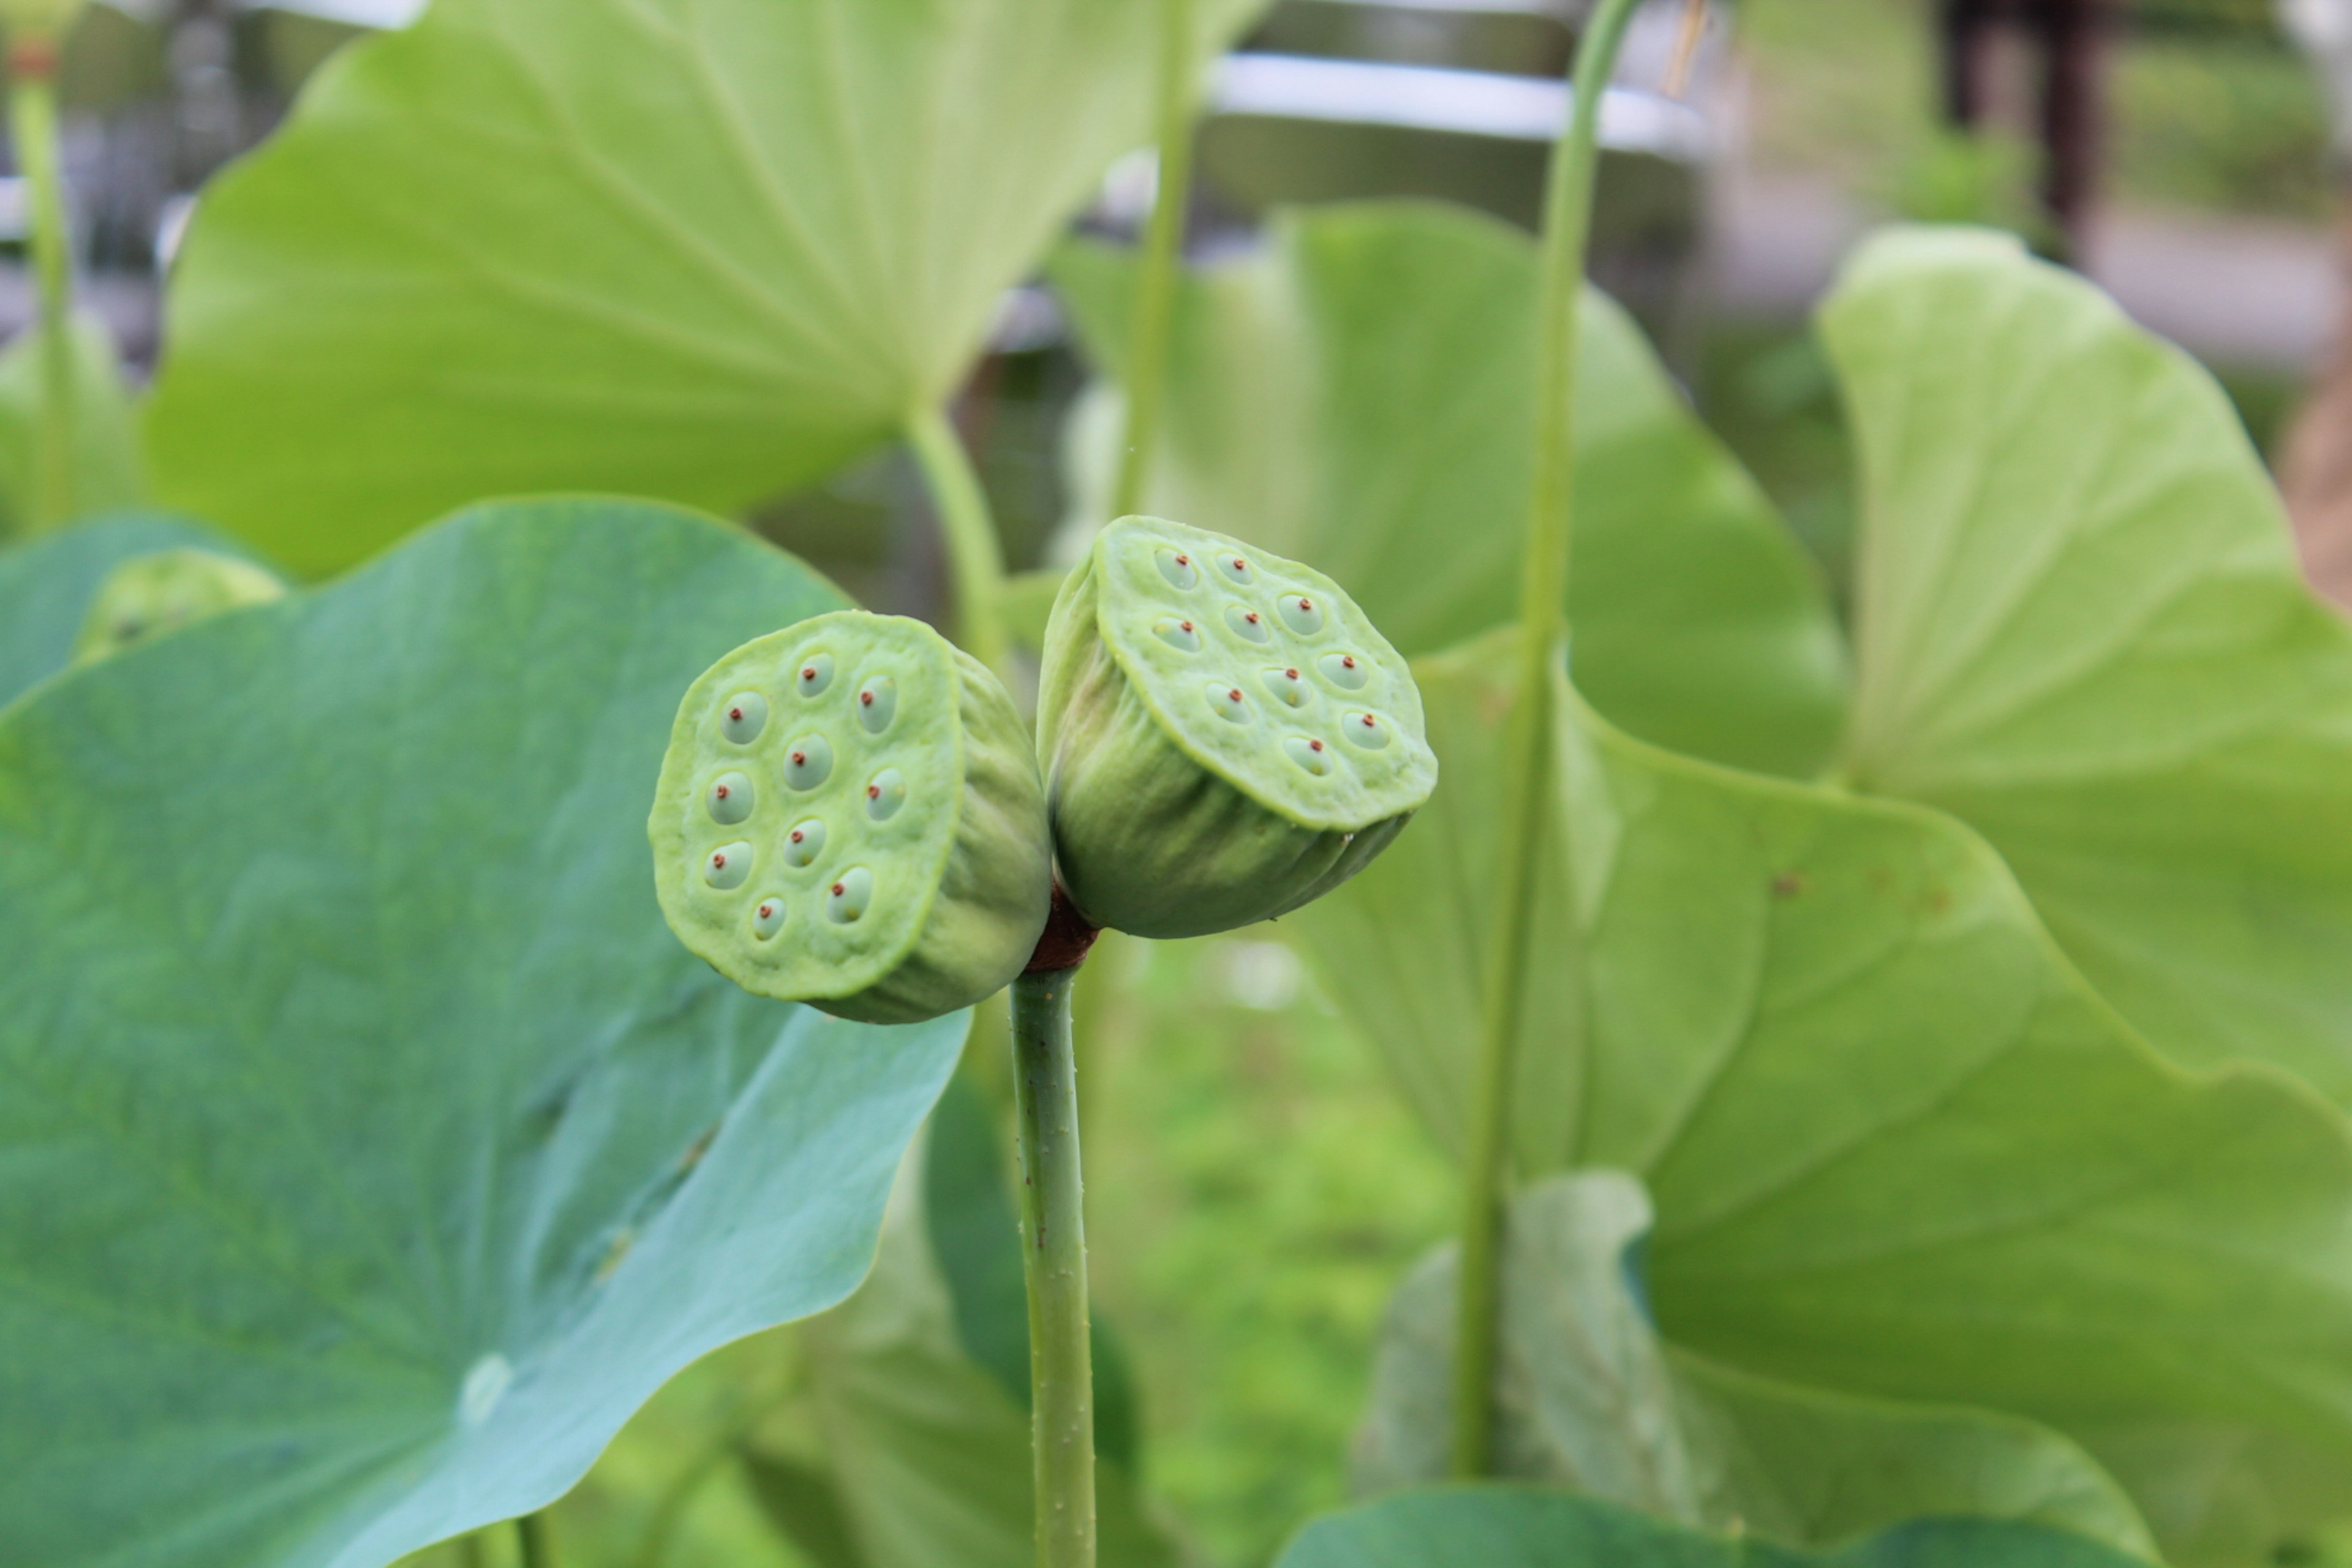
1050,201 -> 1849,780
0,499 -> 968,1567
0,510 -> 244,708
1359,1172 -> 2152,1556
1831,228 -> 2352,1106
0,314 -> 147,537
1277,1488 -> 2151,1568
1291,638 -> 2352,1562
144,0 -> 1264,575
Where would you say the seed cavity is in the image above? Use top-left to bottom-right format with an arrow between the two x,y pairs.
856,674 -> 897,734
718,692 -> 768,745
1283,737 -> 1331,776
706,771 -> 755,825
1318,652 -> 1369,691
1344,712 -> 1391,749
1156,549 -> 1199,590
1226,605 -> 1270,644
1277,595 -> 1325,636
1218,553 -> 1253,586
783,735 -> 834,791
1263,666 -> 1310,709
1206,682 -> 1251,724
752,897 -> 786,940
783,818 -> 827,867
795,653 -> 835,698
865,767 -> 908,821
827,865 -> 875,925
704,842 -> 753,889
1155,617 -> 1202,653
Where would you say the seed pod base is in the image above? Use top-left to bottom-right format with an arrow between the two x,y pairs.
651,610 -> 1052,1025
1038,516 -> 1436,938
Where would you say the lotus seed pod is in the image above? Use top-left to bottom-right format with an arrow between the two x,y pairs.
650,609 -> 1052,1025
70,549 -> 286,666
1036,516 -> 1436,939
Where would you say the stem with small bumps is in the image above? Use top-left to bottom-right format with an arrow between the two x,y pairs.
1452,0 -> 1645,1479
1011,924 -> 1097,1568
905,404 -> 1012,683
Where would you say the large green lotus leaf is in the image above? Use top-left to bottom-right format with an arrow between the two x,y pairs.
0,314 -> 147,538
1275,1488 -> 2152,1568
0,498 -> 971,1567
1827,228 -> 2352,1103
791,1095 -> 1178,1568
143,0 -> 1265,576
1289,636 -> 2352,1561
0,510 -> 246,707
1358,1172 -> 2152,1555
1050,201 -> 1849,779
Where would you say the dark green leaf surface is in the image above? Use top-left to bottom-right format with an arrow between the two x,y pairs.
1830,228 -> 2352,1106
1276,1488 -> 2152,1568
1052,202 -> 1849,778
145,0 -> 1264,575
0,314 -> 146,537
1359,1172 -> 2151,1554
1291,637 -> 2352,1561
0,510 -> 243,708
0,498 -> 968,1567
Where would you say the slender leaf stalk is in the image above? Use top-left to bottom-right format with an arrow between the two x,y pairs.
9,43 -> 75,530
1451,0 -> 1646,1478
515,1510 -> 554,1568
905,404 -> 1012,680
1110,0 -> 1196,520
1011,963 -> 1095,1568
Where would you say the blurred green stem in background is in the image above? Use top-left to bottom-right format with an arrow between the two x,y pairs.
9,52 -> 74,530
905,404 -> 1012,682
1110,0 -> 1196,521
1452,0 -> 1647,1479
514,1511 -> 554,1568
1012,963 -> 1096,1568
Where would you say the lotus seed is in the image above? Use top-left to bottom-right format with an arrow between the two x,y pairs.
1345,712 -> 1391,749
1157,549 -> 1199,589
1218,553 -> 1253,585
1226,605 -> 1270,644
1264,667 -> 1310,708
706,771 -> 755,824
796,652 -> 835,697
720,692 -> 768,745
1155,617 -> 1202,652
857,674 -> 897,734
1283,737 -> 1331,776
1278,595 -> 1325,636
705,842 -> 753,889
866,767 -> 908,821
783,818 -> 827,867
1207,682 -> 1252,723
827,865 -> 875,924
752,897 -> 786,940
1317,652 -> 1368,691
783,735 -> 834,791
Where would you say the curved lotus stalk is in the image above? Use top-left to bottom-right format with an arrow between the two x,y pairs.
70,548 -> 285,665
1038,514 -> 1437,938
650,609 -> 1052,1025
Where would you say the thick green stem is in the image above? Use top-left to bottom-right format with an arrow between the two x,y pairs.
1110,0 -> 1196,521
1451,0 -> 1645,1479
515,1511 -> 554,1568
905,404 -> 1011,681
1011,963 -> 1095,1568
9,58 -> 75,531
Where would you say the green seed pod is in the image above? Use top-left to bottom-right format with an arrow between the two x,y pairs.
1038,516 -> 1436,938
70,548 -> 286,666
650,609 -> 1052,1025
